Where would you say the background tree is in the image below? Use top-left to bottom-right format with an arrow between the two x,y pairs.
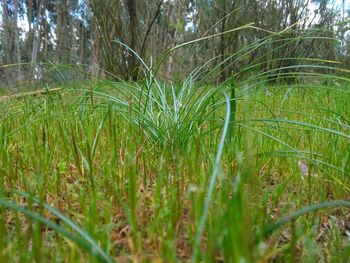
0,0 -> 348,85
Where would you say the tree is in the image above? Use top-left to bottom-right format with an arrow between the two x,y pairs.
0,0 -> 348,84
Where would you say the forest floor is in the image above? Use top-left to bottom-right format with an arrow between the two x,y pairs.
0,82 -> 349,262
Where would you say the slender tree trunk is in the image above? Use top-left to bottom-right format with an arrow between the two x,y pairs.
71,18 -> 77,64
220,10 -> 227,82
1,0 -> 12,64
79,24 -> 85,64
90,18 -> 100,77
14,0 -> 21,65
56,0 -> 68,63
126,0 -> 137,80
43,20 -> 49,60
31,0 -> 43,80
27,0 -> 33,62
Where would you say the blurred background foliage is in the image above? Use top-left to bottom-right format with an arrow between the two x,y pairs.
0,0 -> 349,89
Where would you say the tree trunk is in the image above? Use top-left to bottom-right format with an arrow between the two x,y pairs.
126,0 -> 138,80
27,0 -> 33,62
1,0 -> 12,64
220,10 -> 227,82
31,0 -> 44,80
14,0 -> 21,65
90,18 -> 100,77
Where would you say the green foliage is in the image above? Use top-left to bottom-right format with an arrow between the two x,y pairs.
0,24 -> 349,263
0,77 -> 349,261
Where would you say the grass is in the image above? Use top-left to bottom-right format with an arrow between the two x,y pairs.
0,25 -> 349,262
0,78 -> 349,262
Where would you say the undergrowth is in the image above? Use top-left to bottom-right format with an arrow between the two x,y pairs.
0,26 -> 349,262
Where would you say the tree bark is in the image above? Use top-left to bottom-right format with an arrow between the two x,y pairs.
14,0 -> 21,65
1,0 -> 12,64
126,0 -> 138,80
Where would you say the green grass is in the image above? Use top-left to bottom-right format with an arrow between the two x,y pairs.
0,80 -> 349,262
0,25 -> 349,262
